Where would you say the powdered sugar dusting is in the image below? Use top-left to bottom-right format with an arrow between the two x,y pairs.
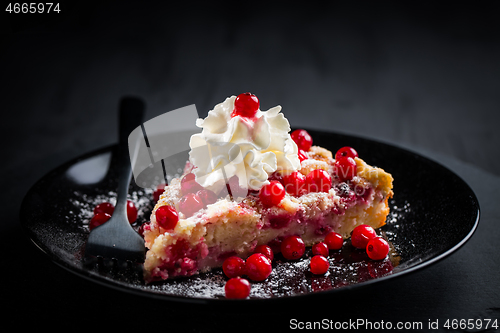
145,273 -> 227,299
387,199 -> 411,225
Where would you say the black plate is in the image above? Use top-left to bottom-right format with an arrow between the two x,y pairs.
20,129 -> 480,303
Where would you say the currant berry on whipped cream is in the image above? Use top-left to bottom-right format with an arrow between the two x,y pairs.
188,93 -> 300,196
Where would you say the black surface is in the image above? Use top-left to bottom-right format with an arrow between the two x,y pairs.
20,130 -> 479,302
2,2 -> 500,332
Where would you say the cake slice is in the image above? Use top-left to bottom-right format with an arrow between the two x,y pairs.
142,94 -> 393,283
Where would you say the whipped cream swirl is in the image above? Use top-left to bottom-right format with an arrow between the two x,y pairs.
189,96 -> 300,194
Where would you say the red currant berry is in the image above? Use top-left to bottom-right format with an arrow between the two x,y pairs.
225,277 -> 251,299
232,92 -> 260,118
245,253 -> 272,281
222,256 -> 246,278
259,180 -> 286,207
126,200 -> 138,223
282,171 -> 306,197
366,237 -> 390,260
305,169 -> 332,193
179,193 -> 204,218
196,189 -> 218,207
181,172 -> 204,195
89,213 -> 111,230
334,156 -> 357,182
291,129 -> 313,151
94,202 -> 114,216
298,149 -> 308,162
335,146 -> 358,160
312,242 -> 329,257
155,205 -> 179,230
310,255 -> 330,275
254,245 -> 274,261
351,224 -> 377,249
324,232 -> 344,250
281,235 -> 305,260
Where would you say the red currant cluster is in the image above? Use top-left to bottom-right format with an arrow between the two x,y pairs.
351,224 -> 390,260
291,129 -> 360,183
334,146 -> 358,182
222,231 -> 345,299
260,126 -> 360,206
88,200 -> 138,230
152,173 -> 220,232
179,173 -> 219,217
308,231 -> 345,275
223,226 -> 390,299
222,249 -> 272,299
153,172 -> 219,223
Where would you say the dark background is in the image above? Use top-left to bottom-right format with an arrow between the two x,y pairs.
2,1 -> 499,332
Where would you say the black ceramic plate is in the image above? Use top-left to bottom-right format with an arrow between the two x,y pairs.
20,129 -> 479,303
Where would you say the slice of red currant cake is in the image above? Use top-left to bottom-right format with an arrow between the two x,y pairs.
143,93 -> 393,283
